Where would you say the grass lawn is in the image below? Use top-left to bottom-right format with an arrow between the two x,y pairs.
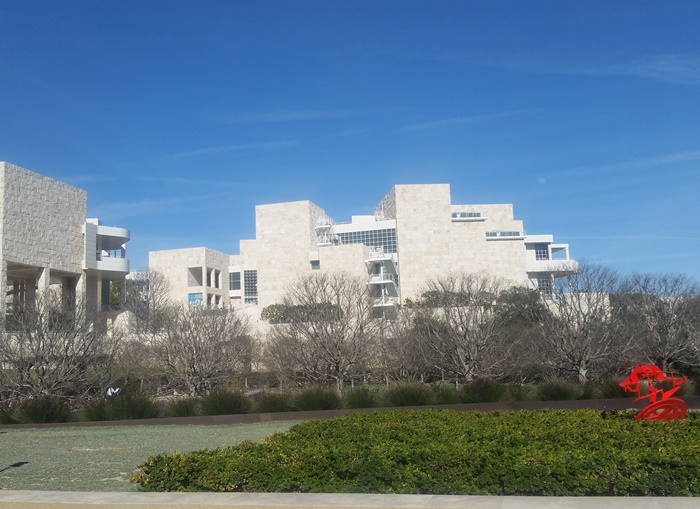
0,421 -> 299,492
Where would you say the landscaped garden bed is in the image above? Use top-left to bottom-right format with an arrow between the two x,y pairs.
131,408 -> 700,496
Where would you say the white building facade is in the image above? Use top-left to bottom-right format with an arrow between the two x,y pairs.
150,184 -> 576,316
0,162 -> 130,323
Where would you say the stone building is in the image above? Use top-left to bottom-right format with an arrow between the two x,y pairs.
0,162 -> 130,324
150,183 -> 576,316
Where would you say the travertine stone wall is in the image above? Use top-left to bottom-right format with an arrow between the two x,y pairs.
318,243 -> 367,277
372,187 -> 396,220
393,184 -> 453,301
149,247 -> 230,306
239,201 -> 319,308
447,203 -> 528,285
1,162 -> 85,273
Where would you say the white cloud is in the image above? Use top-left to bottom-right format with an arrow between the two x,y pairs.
561,150 -> 700,177
569,54 -> 700,85
405,109 -> 538,130
226,108 -> 378,123
166,140 -> 299,160
91,193 -> 222,219
496,52 -> 700,86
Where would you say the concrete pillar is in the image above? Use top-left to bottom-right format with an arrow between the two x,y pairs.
37,267 -> 51,294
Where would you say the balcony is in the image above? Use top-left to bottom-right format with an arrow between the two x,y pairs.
365,247 -> 398,273
526,259 -> 578,275
372,295 -> 399,307
94,252 -> 130,273
84,220 -> 130,275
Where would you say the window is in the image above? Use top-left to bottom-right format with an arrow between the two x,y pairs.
535,244 -> 549,261
188,293 -> 203,305
310,260 -> 320,270
451,211 -> 481,219
336,228 -> 397,253
229,271 -> 241,291
486,231 -> 521,238
244,270 -> 258,304
537,276 -> 553,297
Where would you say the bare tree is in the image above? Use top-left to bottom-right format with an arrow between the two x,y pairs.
148,306 -> 253,396
494,286 -> 551,382
540,263 -> 628,383
618,273 -> 700,371
125,270 -> 173,333
407,273 -> 511,381
263,272 -> 378,393
116,270 -> 176,393
376,308 -> 428,382
0,292 -> 121,404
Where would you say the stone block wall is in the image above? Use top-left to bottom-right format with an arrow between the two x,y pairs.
1,162 -> 86,273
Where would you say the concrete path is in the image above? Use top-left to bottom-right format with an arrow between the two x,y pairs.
1,491 -> 698,509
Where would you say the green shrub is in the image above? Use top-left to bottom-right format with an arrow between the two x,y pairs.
253,392 -> 293,413
343,386 -> 379,409
0,404 -> 18,424
461,378 -> 508,403
13,396 -> 73,423
79,399 -> 109,421
103,392 -> 161,420
166,398 -> 201,417
200,390 -> 251,416
537,378 -> 584,401
132,409 -> 700,496
431,384 -> 462,404
658,378 -> 696,397
579,383 -> 600,400
598,379 -> 630,399
381,382 -> 434,407
292,386 -> 342,411
508,384 -> 537,402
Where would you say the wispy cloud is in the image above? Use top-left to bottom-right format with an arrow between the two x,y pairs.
165,140 -> 299,160
133,176 -> 246,187
91,193 -> 222,219
405,109 -> 539,130
561,150 -> 700,177
567,235 -> 700,241
496,52 -> 700,86
60,174 -> 119,185
565,54 -> 700,85
226,108 -> 378,123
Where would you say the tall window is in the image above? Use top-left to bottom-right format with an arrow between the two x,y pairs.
229,271 -> 241,291
244,270 -> 258,304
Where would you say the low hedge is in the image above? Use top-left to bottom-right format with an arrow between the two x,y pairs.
131,408 -> 700,495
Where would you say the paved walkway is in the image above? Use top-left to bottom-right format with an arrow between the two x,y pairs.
0,491 -> 698,509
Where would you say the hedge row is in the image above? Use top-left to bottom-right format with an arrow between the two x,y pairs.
131,408 -> 700,496
2,378 -> 640,424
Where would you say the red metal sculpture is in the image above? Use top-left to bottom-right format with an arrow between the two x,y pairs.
619,365 -> 688,421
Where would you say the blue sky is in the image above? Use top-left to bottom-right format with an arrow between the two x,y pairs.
1,1 -> 699,279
